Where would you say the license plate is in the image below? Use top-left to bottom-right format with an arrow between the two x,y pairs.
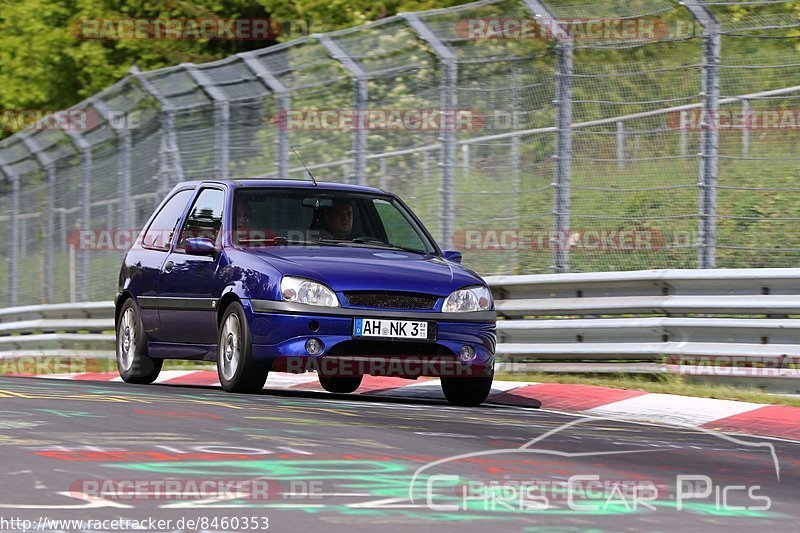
353,318 -> 431,340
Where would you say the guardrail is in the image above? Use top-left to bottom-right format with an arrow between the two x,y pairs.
487,268 -> 800,390
2,270 -> 800,389
0,302 -> 114,357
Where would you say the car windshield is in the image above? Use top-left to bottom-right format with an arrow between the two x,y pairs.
233,188 -> 438,255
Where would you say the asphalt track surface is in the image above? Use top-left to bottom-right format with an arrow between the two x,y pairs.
1,375 -> 799,532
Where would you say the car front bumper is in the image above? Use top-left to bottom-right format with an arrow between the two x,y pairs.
242,299 -> 496,377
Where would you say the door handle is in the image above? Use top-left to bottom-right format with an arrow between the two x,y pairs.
163,261 -> 174,273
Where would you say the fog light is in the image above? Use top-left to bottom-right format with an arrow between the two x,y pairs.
459,345 -> 476,363
305,338 -> 323,355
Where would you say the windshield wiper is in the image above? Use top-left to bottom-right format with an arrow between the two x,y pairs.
350,237 -> 428,255
316,237 -> 428,255
315,238 -> 351,246
240,236 -> 316,246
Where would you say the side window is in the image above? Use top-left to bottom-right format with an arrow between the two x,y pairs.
142,190 -> 193,250
177,188 -> 225,251
373,199 -> 427,251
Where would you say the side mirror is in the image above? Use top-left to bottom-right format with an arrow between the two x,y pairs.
443,250 -> 462,264
185,237 -> 216,256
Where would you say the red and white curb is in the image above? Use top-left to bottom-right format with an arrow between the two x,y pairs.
25,370 -> 800,441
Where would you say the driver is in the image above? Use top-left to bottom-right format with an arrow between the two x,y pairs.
321,200 -> 354,239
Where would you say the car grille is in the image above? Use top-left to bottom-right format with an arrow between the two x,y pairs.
344,291 -> 438,310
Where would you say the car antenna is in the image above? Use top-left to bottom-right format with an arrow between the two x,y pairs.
290,145 -> 318,187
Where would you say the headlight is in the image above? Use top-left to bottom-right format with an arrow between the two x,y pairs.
280,277 -> 339,307
443,285 -> 493,313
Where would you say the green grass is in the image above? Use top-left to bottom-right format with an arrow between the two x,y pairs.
453,131 -> 800,274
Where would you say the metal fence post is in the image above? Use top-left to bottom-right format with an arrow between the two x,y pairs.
53,118 -> 95,301
683,1 -> 720,269
185,64 -> 231,180
160,113 -> 178,191
524,1 -> 574,273
402,13 -> 458,250
353,78 -> 368,185
702,27 -> 721,269
742,98 -> 750,155
131,66 -> 185,186
552,38 -> 575,273
20,134 -> 57,303
379,157 -> 387,190
510,65 -> 522,272
120,130 -> 133,230
217,101 -> 230,179
239,52 -> 291,180
77,147 -> 91,301
680,111 -> 688,156
9,175 -> 19,307
0,156 -> 19,307
45,168 -> 55,301
91,97 -> 133,233
422,150 -> 430,186
617,121 -> 626,169
317,35 -> 369,186
440,59 -> 458,250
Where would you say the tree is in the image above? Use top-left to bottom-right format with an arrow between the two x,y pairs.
0,0 -> 469,138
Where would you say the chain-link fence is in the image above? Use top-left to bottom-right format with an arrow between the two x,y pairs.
1,0 -> 799,306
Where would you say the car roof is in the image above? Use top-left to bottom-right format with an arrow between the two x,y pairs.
182,179 -> 389,195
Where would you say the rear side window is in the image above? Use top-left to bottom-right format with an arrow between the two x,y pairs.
177,188 -> 225,250
142,190 -> 193,250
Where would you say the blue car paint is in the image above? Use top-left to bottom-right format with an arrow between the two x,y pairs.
116,180 -> 497,374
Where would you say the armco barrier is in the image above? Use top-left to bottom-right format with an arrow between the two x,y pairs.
485,268 -> 800,391
0,302 -> 114,357
2,270 -> 800,386
488,268 -> 800,363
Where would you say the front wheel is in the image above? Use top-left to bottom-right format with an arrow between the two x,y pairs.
440,373 -> 493,407
116,299 -> 162,384
218,302 -> 269,393
319,375 -> 363,394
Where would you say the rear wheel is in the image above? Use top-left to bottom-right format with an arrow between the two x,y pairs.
440,372 -> 493,407
218,302 -> 269,393
319,375 -> 363,394
116,300 -> 162,384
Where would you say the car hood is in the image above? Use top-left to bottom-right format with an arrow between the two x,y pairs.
246,246 -> 483,296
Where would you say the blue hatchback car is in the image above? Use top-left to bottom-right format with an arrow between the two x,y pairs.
115,180 -> 496,406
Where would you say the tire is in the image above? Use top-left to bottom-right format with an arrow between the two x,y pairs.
319,375 -> 363,394
440,372 -> 494,407
217,301 -> 269,393
116,299 -> 162,384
